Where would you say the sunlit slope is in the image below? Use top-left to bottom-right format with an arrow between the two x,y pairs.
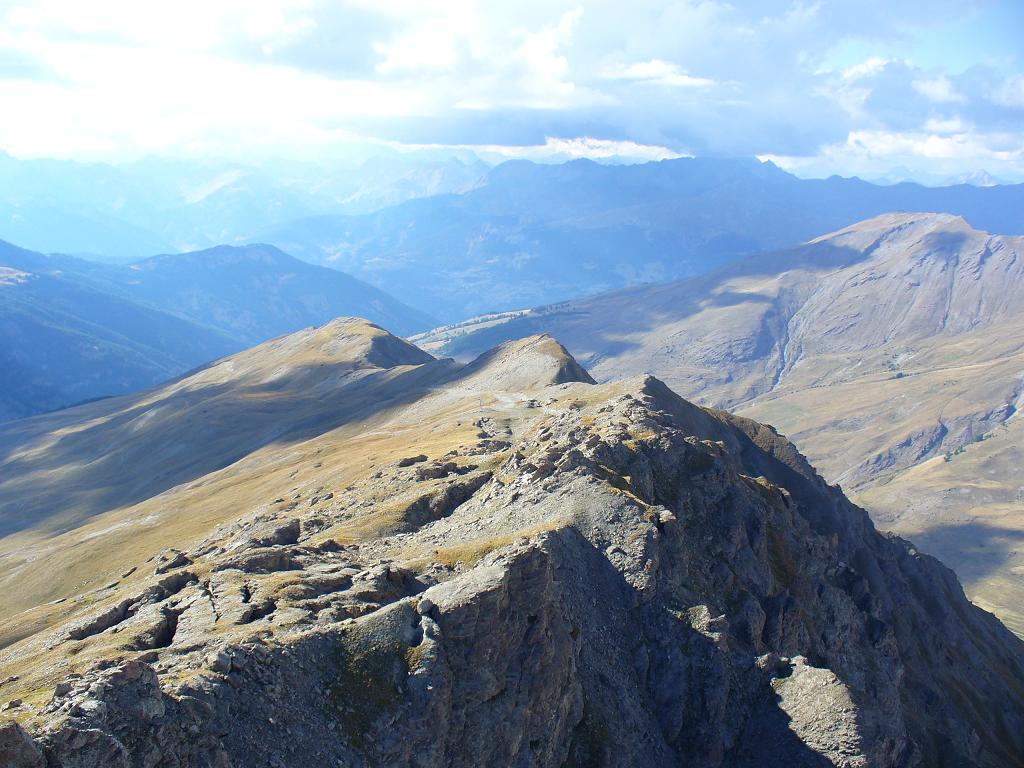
0,320 -> 587,649
858,413 -> 1024,637
0,319 -> 448,623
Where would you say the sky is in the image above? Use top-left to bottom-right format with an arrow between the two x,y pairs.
0,0 -> 1021,182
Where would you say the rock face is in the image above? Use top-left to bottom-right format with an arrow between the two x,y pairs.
1,325 -> 1023,767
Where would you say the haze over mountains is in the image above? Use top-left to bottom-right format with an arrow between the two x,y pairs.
0,150 -> 486,260
1,318 -> 1021,766
5,152 -> 1023,324
0,240 -> 432,420
415,212 -> 1024,634
265,157 -> 1024,320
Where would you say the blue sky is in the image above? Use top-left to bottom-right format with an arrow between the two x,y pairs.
0,0 -> 1021,181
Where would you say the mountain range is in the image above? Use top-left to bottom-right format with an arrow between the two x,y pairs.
0,318 -> 1021,766
412,212 -> 1024,635
0,150 -> 487,260
0,240 -> 432,420
7,151 -> 1023,325
262,157 -> 1024,321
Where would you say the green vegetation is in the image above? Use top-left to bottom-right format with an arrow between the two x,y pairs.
944,432 -> 992,462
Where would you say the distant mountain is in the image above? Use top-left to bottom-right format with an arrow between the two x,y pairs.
940,169 -> 1006,187
262,157 -> 1024,321
0,241 -> 238,421
0,151 -> 487,260
0,240 -> 434,420
115,243 -> 435,344
413,213 -> 1024,635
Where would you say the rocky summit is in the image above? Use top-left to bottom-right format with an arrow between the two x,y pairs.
1,318 -> 1023,767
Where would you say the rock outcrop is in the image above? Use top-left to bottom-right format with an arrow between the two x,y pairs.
2,327 -> 1023,767
411,213 -> 1024,639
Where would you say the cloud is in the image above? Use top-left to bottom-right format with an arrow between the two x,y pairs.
380,135 -> 686,163
763,127 -> 1024,182
0,0 -> 1019,183
0,47 -> 54,81
993,73 -> 1024,108
912,76 -> 966,103
606,59 -> 716,88
840,57 -> 889,81
924,116 -> 970,134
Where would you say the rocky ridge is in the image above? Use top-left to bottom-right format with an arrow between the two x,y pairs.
411,213 -> 1024,635
0,322 -> 1022,766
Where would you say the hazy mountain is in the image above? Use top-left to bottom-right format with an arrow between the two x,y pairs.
0,240 -> 433,420
115,243 -> 435,344
0,241 -> 238,421
941,169 -> 1006,187
413,213 -> 1024,634
1,318 -> 1021,766
262,156 -> 1024,321
0,150 -> 487,261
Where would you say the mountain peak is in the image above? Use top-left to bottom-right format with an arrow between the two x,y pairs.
317,316 -> 436,369
456,333 -> 596,392
808,211 -> 982,253
205,316 -> 435,382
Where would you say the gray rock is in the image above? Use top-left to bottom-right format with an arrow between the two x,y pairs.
0,720 -> 44,768
416,597 -> 435,615
207,650 -> 232,674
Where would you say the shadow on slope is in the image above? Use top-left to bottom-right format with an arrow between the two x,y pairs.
545,527 -> 843,767
0,357 -> 456,538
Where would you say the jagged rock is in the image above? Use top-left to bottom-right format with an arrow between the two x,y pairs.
207,650 -> 232,674
0,720 -> 44,767
415,462 -> 461,481
154,549 -> 192,574
398,455 -> 429,467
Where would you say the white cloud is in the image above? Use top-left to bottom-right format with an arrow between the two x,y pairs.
923,116 -> 969,134
912,76 -> 966,103
380,135 -> 686,163
764,128 -> 1024,182
992,73 -> 1024,108
840,57 -> 889,81
607,59 -> 716,88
